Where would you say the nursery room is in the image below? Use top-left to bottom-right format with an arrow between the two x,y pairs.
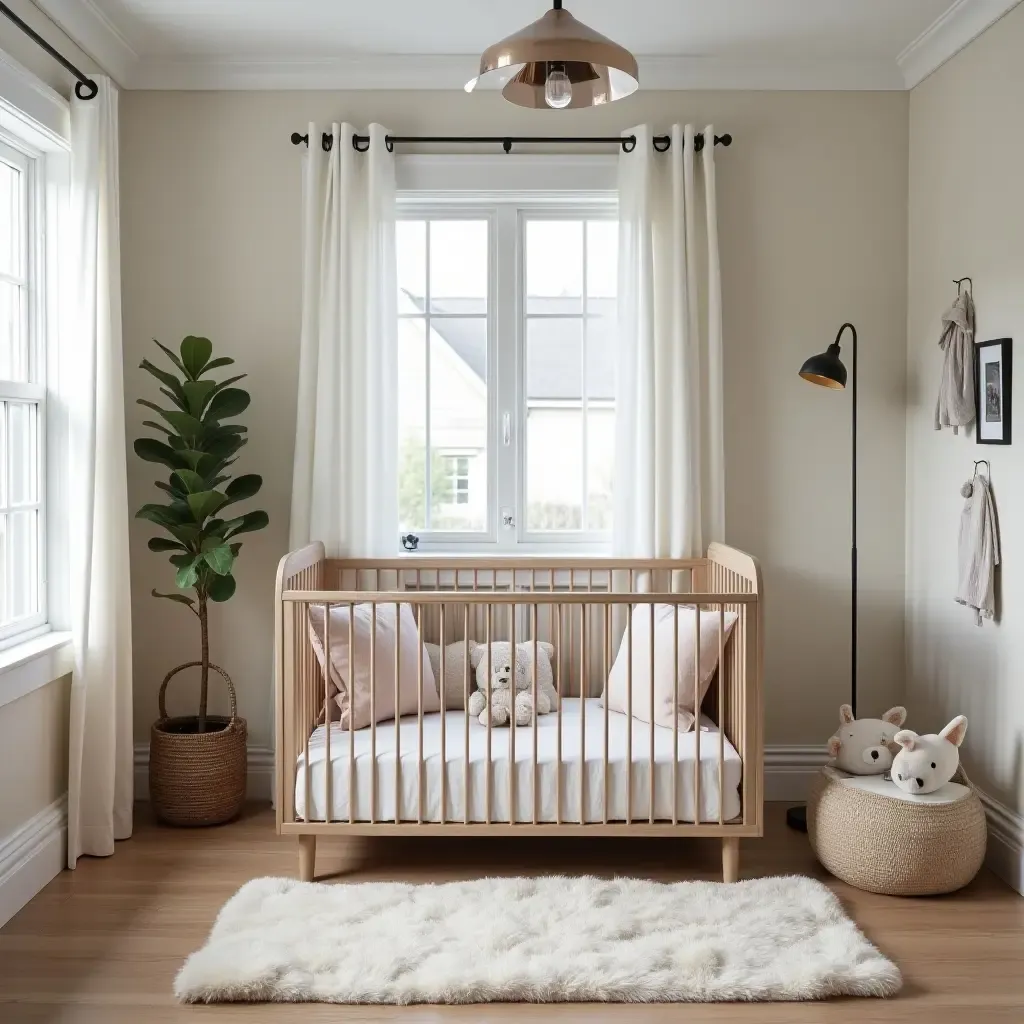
0,0 -> 1023,1017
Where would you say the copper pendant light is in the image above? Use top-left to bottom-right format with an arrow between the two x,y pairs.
465,0 -> 639,110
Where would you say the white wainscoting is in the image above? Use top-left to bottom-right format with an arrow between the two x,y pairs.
0,795 -> 66,928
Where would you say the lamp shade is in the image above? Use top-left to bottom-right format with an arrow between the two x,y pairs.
799,343 -> 847,389
465,2 -> 639,110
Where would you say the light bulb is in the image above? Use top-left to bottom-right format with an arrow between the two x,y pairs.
544,66 -> 572,109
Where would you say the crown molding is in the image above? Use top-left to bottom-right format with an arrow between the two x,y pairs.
898,0 -> 1022,88
127,52 -> 907,92
30,0 -> 138,86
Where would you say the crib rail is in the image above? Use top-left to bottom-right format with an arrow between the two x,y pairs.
274,546 -> 762,843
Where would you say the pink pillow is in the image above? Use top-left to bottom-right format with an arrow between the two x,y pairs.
602,604 -> 737,732
307,602 -> 439,729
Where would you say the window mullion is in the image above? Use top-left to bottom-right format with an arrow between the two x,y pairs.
423,220 -> 432,531
581,220 -> 589,531
495,205 -> 519,552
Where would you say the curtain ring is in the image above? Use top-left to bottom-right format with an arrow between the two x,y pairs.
653,135 -> 671,153
620,135 -> 637,153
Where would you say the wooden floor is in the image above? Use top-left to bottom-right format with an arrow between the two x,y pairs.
0,803 -> 1021,1023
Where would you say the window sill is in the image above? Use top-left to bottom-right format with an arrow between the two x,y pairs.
0,631 -> 74,711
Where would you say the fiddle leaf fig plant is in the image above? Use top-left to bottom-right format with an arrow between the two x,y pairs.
134,336 -> 269,732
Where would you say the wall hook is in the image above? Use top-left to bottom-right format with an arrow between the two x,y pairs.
954,276 -> 973,296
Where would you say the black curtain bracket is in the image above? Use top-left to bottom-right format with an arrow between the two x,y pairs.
0,1 -> 98,99
293,131 -> 733,154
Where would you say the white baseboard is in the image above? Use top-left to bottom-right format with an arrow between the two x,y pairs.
977,789 -> 1024,895
133,743 -> 274,803
0,795 -> 67,928
764,745 -> 830,802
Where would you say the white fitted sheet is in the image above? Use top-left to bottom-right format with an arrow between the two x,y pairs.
295,698 -> 742,824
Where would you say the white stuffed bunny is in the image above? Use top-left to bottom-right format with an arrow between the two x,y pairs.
827,704 -> 907,775
891,716 -> 967,795
467,641 -> 558,727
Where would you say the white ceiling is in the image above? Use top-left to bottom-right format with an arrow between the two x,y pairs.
33,0 -> 1024,90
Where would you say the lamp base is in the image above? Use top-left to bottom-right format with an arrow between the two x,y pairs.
786,805 -> 808,832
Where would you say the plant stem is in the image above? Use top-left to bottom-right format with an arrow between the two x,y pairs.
198,592 -> 209,732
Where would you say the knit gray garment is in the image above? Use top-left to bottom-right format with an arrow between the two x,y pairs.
935,291 -> 976,433
956,475 -> 999,625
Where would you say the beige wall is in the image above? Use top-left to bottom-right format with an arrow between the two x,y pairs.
119,88 -> 909,751
907,3 -> 1024,814
0,677 -> 71,837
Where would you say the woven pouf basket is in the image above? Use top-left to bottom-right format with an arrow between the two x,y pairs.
808,767 -> 987,895
149,661 -> 247,827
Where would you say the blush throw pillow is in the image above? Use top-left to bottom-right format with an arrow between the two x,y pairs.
602,604 -> 738,732
307,602 -> 439,729
423,640 -> 475,710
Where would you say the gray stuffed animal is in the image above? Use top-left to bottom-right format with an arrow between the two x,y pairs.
467,641 -> 558,727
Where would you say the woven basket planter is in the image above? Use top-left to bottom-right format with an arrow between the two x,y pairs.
808,767 -> 986,896
150,661 -> 247,827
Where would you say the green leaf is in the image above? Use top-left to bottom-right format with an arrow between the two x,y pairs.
203,543 -> 234,576
136,503 -> 192,530
169,552 -> 195,568
153,339 -> 189,378
229,542 -> 242,557
158,387 -> 186,411
223,509 -> 269,538
206,374 -> 246,401
205,388 -> 250,422
182,379 -> 217,417
141,419 -> 172,435
223,474 -> 262,505
200,356 -> 236,375
208,573 -> 236,602
137,400 -> 202,438
134,438 -> 188,470
152,589 -> 196,609
154,480 -> 185,499
176,562 -> 200,589
148,537 -> 185,552
187,490 -> 228,522
139,358 -> 187,403
161,522 -> 202,546
171,468 -> 207,494
180,336 -> 213,379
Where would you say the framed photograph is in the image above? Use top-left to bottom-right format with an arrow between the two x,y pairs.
975,338 -> 1012,445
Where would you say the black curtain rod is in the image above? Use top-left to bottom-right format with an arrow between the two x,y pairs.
290,131 -> 732,154
0,0 -> 98,99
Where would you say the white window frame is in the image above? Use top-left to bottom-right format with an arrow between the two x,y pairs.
396,177 -> 616,555
0,132 -> 47,644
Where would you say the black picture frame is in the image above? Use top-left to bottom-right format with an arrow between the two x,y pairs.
975,338 -> 1012,445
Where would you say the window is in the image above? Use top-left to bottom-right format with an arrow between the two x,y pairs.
396,200 -> 617,551
0,138 -> 46,641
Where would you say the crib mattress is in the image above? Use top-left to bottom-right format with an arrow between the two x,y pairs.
295,698 -> 742,824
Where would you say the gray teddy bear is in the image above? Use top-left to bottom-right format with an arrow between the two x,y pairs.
467,641 -> 558,727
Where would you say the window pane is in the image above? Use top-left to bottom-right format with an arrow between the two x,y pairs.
8,509 -> 38,622
8,402 -> 37,506
429,318 -> 487,531
526,220 -> 582,314
586,408 -> 615,530
586,219 -> 617,309
397,317 -> 427,532
396,219 -> 426,312
0,160 -> 20,279
527,409 -> 582,531
0,281 -> 27,383
429,221 -> 488,315
526,318 -> 582,401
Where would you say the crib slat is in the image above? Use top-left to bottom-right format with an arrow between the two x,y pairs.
348,603 -> 354,825
395,602 -> 401,824
370,602 -> 377,824
603,601 -> 610,826
580,601 -> 586,824
486,602 -> 492,826
464,603 -> 470,826
626,595 -> 633,825
532,602 -> 539,825
509,598 -> 516,823
417,604 -> 424,825
324,604 -> 332,823
649,601 -> 655,825
439,603 -> 446,825
555,601 -> 563,825
719,601 -> 725,827
672,601 -> 679,825
693,602 -> 701,825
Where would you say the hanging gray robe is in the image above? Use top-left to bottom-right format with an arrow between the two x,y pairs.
935,291 -> 976,433
956,474 -> 999,625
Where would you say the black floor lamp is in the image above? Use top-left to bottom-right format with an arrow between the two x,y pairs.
788,322 -> 858,833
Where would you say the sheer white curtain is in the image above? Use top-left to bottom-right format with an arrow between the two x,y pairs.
289,123 -> 398,557
66,77 -> 134,868
614,123 -> 724,560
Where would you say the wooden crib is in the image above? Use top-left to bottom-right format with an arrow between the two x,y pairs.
274,543 -> 763,882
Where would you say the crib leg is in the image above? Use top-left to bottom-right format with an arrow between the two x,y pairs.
722,837 -> 740,883
298,834 -> 317,882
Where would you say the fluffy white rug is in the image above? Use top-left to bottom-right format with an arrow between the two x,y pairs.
175,874 -> 901,1004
